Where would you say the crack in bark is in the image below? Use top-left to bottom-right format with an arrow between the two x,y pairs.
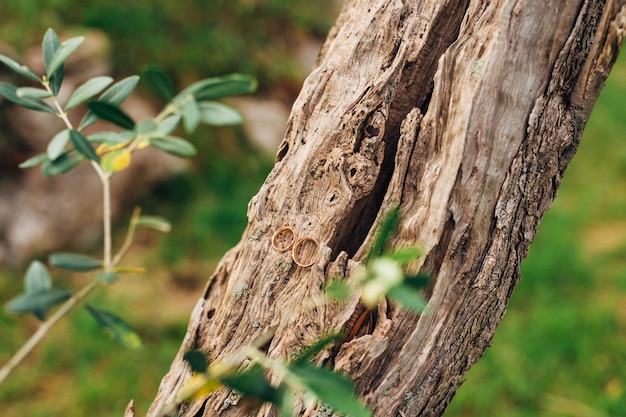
329,2 -> 472,263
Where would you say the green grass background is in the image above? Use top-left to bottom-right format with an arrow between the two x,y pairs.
0,3 -> 624,417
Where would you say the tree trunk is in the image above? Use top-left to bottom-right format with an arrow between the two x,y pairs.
147,1 -> 626,416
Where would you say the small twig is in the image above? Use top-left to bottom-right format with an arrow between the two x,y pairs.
111,207 -> 142,267
44,82 -> 114,270
44,78 -> 73,130
153,103 -> 178,123
0,280 -> 101,385
99,165 -> 113,270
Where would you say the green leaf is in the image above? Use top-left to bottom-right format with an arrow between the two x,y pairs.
386,247 -> 421,266
88,131 -> 134,145
180,99 -> 200,133
324,279 -> 351,302
154,115 -> 181,136
175,74 -> 256,102
183,350 -> 208,373
142,65 -> 175,101
150,136 -> 197,158
96,271 -> 119,284
70,129 -> 99,161
79,75 -> 140,129
19,153 -> 48,169
42,29 -> 63,95
290,332 -> 341,365
366,206 -> 401,264
87,101 -> 136,130
0,54 -> 40,81
276,388 -> 296,417
84,304 -> 142,349
49,252 -> 102,272
137,216 -> 172,233
289,364 -> 372,417
42,29 -> 59,70
135,119 -> 157,134
65,76 -> 113,110
46,36 -> 84,78
195,74 -> 256,100
47,129 -> 71,161
198,102 -> 243,126
16,87 -> 52,99
24,260 -> 52,294
6,288 -> 73,321
41,152 -> 83,177
99,75 -> 140,104
404,272 -> 430,290
387,284 -> 427,312
49,70 -> 64,95
221,364 -> 281,403
0,82 -> 56,114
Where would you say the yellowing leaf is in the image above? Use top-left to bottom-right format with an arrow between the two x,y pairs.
96,140 -> 129,155
176,373 -> 221,403
96,143 -> 108,155
101,149 -> 131,173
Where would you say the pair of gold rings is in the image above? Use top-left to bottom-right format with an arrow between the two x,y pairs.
271,226 -> 319,268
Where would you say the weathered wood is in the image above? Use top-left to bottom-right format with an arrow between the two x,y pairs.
147,1 -> 626,416
124,400 -> 135,417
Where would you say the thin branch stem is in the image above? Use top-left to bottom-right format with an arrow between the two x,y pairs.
111,207 -> 142,267
153,103 -> 178,124
44,79 -> 73,131
0,280 -> 101,385
100,169 -> 112,270
0,79 -> 115,384
45,82 -> 113,270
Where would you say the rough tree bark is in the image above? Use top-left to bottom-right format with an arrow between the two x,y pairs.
146,1 -> 626,416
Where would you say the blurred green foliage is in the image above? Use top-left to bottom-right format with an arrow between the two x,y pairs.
0,0 -> 336,89
140,125 -> 274,264
0,274 -> 188,417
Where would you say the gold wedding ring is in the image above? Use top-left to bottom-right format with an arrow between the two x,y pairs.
271,226 -> 297,252
272,227 -> 319,267
291,237 -> 319,268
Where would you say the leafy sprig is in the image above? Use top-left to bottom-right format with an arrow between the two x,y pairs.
0,28 -> 255,385
327,206 -> 430,311
173,335 -> 372,417
1,29 -> 255,178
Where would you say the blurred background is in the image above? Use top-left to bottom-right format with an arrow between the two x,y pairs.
0,2 -> 624,417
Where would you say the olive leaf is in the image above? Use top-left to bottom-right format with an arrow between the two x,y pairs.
84,304 -> 142,349
0,54 -> 40,81
65,76 -> 114,110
